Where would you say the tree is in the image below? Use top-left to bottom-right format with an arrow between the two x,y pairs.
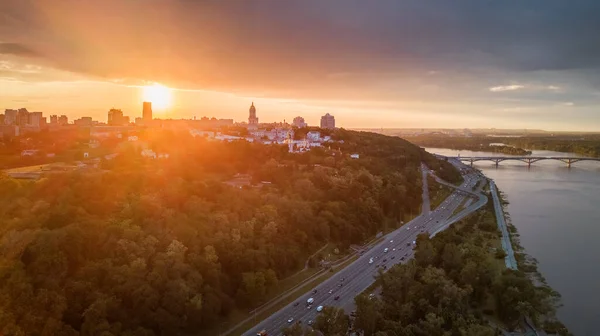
354,294 -> 383,336
313,306 -> 349,336
281,322 -> 304,336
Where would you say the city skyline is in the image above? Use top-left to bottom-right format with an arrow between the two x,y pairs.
2,1 -> 600,131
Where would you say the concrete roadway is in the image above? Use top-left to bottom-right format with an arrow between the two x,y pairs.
243,167 -> 485,336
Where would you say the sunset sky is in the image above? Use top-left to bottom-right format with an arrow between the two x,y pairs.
1,1 -> 600,131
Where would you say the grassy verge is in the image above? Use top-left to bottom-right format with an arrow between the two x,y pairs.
225,255 -> 359,336
451,197 -> 470,217
429,180 -> 453,210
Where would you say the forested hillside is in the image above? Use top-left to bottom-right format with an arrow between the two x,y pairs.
0,129 -> 455,335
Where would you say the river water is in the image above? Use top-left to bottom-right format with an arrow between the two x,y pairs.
426,148 -> 600,336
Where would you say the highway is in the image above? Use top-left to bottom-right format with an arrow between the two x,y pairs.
244,162 -> 488,336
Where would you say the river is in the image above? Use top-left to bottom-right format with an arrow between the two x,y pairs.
426,148 -> 600,336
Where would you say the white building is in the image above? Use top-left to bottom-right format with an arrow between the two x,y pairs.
189,130 -> 216,138
306,131 -> 321,142
141,149 -> 157,159
250,130 -> 266,138
21,149 -> 39,156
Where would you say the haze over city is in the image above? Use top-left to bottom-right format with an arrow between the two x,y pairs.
2,0 -> 600,130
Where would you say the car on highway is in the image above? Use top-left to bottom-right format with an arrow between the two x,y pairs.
328,289 -> 333,294
308,320 -> 313,326
384,248 -> 389,253
369,258 -> 374,264
307,297 -> 314,305
391,256 -> 395,260
316,306 -> 323,312
288,317 -> 294,323
334,295 -> 340,300
312,289 -> 317,294
390,240 -> 393,243
294,302 -> 299,307
383,258 -> 387,262
400,257 -> 405,261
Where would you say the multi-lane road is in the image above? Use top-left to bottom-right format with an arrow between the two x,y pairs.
243,163 -> 487,336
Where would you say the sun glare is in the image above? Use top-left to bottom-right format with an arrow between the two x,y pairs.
142,83 -> 172,109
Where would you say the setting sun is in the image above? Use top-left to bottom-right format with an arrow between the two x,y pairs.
142,83 -> 172,109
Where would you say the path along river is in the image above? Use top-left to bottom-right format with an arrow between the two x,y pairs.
426,148 -> 600,336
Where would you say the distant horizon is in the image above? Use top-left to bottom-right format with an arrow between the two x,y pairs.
3,1 -> 600,131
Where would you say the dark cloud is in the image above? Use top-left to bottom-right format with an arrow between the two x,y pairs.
0,43 -> 40,57
1,0 -> 600,100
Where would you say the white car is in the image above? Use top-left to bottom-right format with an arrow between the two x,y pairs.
412,240 -> 416,245
384,248 -> 389,253
390,240 -> 394,243
392,248 -> 396,251
317,306 -> 324,312
406,227 -> 410,231
288,317 -> 294,323
369,258 -> 374,264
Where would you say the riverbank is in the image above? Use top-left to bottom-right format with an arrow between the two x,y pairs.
403,135 -> 533,155
427,147 -> 600,335
354,191 -> 568,335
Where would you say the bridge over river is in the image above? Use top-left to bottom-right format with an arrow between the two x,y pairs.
454,156 -> 600,167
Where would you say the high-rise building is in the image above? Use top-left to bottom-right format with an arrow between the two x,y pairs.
50,115 -> 58,124
292,116 -> 307,128
248,102 -> 259,129
142,102 -> 152,123
320,113 -> 335,129
4,109 -> 17,125
108,108 -> 125,126
74,117 -> 93,127
17,108 -> 29,127
28,112 -> 43,127
58,115 -> 68,125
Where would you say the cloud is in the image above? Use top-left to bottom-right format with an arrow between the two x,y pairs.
0,43 -> 40,57
490,85 -> 525,92
1,0 -> 600,110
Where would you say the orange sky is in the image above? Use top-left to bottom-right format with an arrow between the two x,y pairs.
2,0 -> 600,130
